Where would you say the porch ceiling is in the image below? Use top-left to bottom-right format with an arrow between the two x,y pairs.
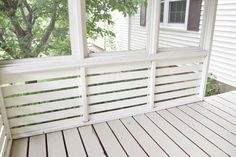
10,91 -> 236,157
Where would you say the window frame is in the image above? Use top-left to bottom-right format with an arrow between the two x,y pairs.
160,0 -> 190,30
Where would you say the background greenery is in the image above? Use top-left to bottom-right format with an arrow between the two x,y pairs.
0,0 -> 146,60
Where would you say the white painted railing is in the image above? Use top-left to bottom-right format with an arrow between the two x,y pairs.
0,49 -> 206,139
0,89 -> 11,157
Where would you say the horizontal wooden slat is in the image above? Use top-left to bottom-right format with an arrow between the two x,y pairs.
88,88 -> 148,104
155,95 -> 200,110
156,64 -> 203,76
87,62 -> 149,75
2,77 -> 80,97
11,117 -> 83,138
90,105 -> 148,122
88,79 -> 148,94
1,68 -> 80,84
90,96 -> 147,113
7,98 -> 82,118
156,58 -> 203,67
156,72 -> 201,85
155,87 -> 199,102
5,88 -> 81,107
156,80 -> 200,93
87,70 -> 149,85
9,108 -> 82,127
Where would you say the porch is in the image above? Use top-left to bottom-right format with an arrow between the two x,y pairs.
10,91 -> 236,157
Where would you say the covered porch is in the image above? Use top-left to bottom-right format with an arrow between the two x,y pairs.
1,0 -> 235,157
10,91 -> 236,157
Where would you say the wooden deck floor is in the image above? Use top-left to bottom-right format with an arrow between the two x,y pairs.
10,91 -> 236,157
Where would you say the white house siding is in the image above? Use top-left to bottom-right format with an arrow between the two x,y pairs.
130,12 -> 147,50
120,0 -> 236,87
209,0 -> 236,87
115,13 -> 129,51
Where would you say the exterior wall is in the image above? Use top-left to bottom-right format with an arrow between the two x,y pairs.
209,0 -> 236,87
122,0 -> 236,87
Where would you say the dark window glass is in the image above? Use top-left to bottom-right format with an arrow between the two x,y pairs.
160,2 -> 164,23
168,0 -> 186,23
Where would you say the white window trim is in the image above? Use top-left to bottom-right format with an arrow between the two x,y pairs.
160,0 -> 190,30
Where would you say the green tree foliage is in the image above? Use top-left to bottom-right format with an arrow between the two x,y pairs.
206,73 -> 222,96
0,0 -> 146,60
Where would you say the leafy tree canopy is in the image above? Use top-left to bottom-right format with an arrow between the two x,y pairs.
0,0 -> 146,60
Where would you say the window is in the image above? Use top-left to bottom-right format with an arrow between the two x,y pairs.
160,0 -> 189,29
0,0 -> 71,61
86,0 -> 148,54
168,0 -> 187,23
160,1 -> 165,23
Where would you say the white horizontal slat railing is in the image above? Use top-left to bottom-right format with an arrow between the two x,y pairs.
0,49 -> 206,139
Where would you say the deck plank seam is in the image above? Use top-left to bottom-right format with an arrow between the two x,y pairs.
218,95 -> 236,106
132,116 -> 170,157
177,106 -> 236,147
76,128 -> 88,157
145,113 -> 191,157
91,125 -> 108,157
188,104 -> 236,136
118,119 -> 149,157
61,131 -> 69,157
166,109 -> 231,157
198,103 -> 236,126
104,122 -> 129,157
150,111 -> 211,157
208,97 -> 236,112
204,101 -> 236,118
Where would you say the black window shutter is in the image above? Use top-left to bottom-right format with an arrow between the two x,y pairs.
140,6 -> 147,26
187,0 -> 202,31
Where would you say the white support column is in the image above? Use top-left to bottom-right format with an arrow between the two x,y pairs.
68,0 -> 89,121
199,0 -> 218,100
80,67 -> 89,122
0,88 -> 12,139
68,0 -> 88,59
147,0 -> 161,109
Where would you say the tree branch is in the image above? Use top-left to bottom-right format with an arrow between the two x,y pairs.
34,3 -> 58,54
0,30 -> 16,58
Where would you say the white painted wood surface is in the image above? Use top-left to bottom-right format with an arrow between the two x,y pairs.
9,91 -> 236,157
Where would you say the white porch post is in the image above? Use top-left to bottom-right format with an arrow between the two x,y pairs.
68,0 -> 89,121
0,88 -> 12,139
147,0 -> 161,109
199,0 -> 218,100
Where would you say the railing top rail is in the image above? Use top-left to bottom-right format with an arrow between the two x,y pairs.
0,47 -> 207,75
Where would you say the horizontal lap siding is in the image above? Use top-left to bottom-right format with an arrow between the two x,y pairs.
209,0 -> 236,87
128,1 -> 236,87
